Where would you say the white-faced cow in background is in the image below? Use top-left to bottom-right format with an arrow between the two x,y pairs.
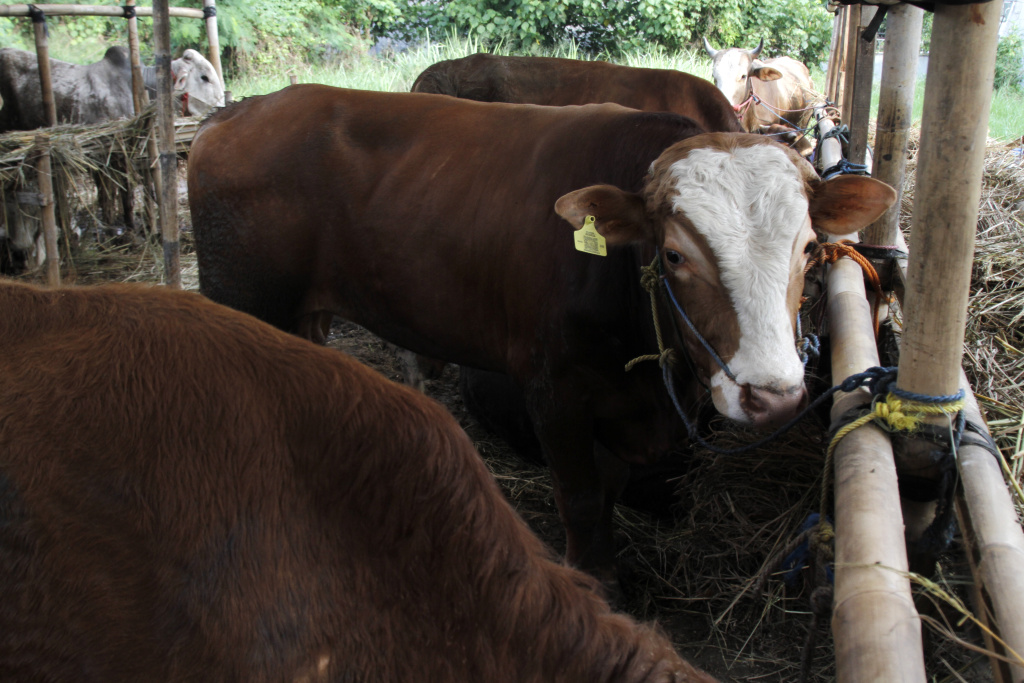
702,38 -> 817,142
0,45 -> 224,132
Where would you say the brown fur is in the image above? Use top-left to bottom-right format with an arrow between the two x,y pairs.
0,279 -> 716,683
411,53 -> 743,133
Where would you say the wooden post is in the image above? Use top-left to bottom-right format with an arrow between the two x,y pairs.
863,4 -> 924,247
28,6 -> 57,127
848,6 -> 876,166
153,0 -> 180,289
34,134 -> 59,287
825,8 -> 846,107
827,248 -> 925,683
839,4 -> 861,122
896,0 -> 1002,497
203,0 -> 224,87
126,0 -> 147,114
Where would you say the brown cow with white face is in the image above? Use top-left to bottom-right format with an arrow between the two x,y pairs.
189,85 -> 895,582
702,38 -> 817,135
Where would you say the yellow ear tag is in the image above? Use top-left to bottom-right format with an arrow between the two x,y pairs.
573,215 -> 607,257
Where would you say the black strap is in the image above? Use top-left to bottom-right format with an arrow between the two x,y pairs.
203,6 -> 217,18
122,5 -> 137,18
27,4 -> 45,23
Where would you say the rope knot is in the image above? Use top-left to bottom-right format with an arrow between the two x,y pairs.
639,264 -> 661,293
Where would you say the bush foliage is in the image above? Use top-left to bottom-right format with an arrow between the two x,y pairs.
2,0 -> 837,75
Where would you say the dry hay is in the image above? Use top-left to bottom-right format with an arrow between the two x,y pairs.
7,127 -> 1023,683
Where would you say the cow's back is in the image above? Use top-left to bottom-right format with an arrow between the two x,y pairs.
0,280 -> 716,682
0,47 -> 132,130
412,54 -> 742,133
189,85 -> 705,376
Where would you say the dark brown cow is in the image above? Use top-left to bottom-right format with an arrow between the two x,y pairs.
188,85 -> 895,580
0,279 -> 717,683
702,39 -> 817,135
411,53 -> 743,133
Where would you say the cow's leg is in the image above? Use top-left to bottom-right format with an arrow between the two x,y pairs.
115,155 -> 134,231
393,346 -> 446,393
528,392 -> 622,588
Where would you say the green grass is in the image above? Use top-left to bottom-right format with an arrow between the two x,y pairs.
869,74 -> 1024,143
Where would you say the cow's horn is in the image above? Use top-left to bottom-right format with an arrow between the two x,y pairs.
749,38 -> 764,57
702,36 -> 718,59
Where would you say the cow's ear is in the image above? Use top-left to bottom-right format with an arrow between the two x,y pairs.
750,61 -> 783,82
555,185 -> 650,246
809,175 -> 897,235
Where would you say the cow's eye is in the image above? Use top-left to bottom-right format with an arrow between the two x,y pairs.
202,75 -> 210,82
804,240 -> 818,255
739,74 -> 746,80
665,250 -> 684,266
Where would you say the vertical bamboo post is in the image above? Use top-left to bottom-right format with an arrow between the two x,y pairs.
863,4 -> 924,247
34,134 -> 59,287
848,6 -> 876,166
825,8 -> 846,106
203,0 -> 224,86
827,249 -> 925,683
153,0 -> 180,289
126,0 -> 147,114
896,1 -> 1001,502
29,6 -> 57,127
840,4 -> 862,122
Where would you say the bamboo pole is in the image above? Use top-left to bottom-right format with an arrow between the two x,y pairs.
957,376 -> 1024,683
202,0 -> 223,87
29,6 -> 57,128
863,4 -> 924,247
827,6 -> 852,114
896,1 -> 1001,485
840,5 -> 861,123
848,6 -> 876,166
126,0 -> 147,115
0,4 -> 204,18
827,247 -> 925,683
815,109 -> 843,180
153,0 -> 179,289
34,134 -> 60,287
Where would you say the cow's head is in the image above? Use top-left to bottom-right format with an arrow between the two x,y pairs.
703,37 -> 781,107
171,49 -> 225,117
556,133 -> 896,429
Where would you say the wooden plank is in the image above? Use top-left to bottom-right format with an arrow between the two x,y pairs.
153,0 -> 179,288
848,6 -> 876,166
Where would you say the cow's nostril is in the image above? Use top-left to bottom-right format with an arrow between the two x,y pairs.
740,385 -> 807,429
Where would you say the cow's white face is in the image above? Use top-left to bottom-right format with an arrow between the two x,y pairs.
710,49 -> 756,106
555,133 -> 897,430
662,143 -> 814,425
171,49 -> 225,116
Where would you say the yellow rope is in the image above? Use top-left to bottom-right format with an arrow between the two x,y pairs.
625,257 -> 676,371
820,392 -> 965,516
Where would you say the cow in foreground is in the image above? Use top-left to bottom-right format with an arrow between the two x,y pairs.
0,45 -> 224,131
411,53 -> 743,133
189,85 -> 896,581
0,279 -> 716,683
702,38 -> 817,138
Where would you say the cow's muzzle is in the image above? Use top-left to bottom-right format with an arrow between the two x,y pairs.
739,383 -> 808,430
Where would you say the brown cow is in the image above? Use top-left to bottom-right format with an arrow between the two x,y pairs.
411,53 -> 743,133
0,279 -> 717,683
702,38 -> 817,135
188,85 -> 896,581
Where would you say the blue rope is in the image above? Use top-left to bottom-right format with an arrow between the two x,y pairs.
660,274 -> 738,382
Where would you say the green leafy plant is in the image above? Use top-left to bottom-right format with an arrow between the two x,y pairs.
995,33 -> 1024,92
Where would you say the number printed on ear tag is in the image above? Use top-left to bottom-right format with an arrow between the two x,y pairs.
573,215 -> 607,257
